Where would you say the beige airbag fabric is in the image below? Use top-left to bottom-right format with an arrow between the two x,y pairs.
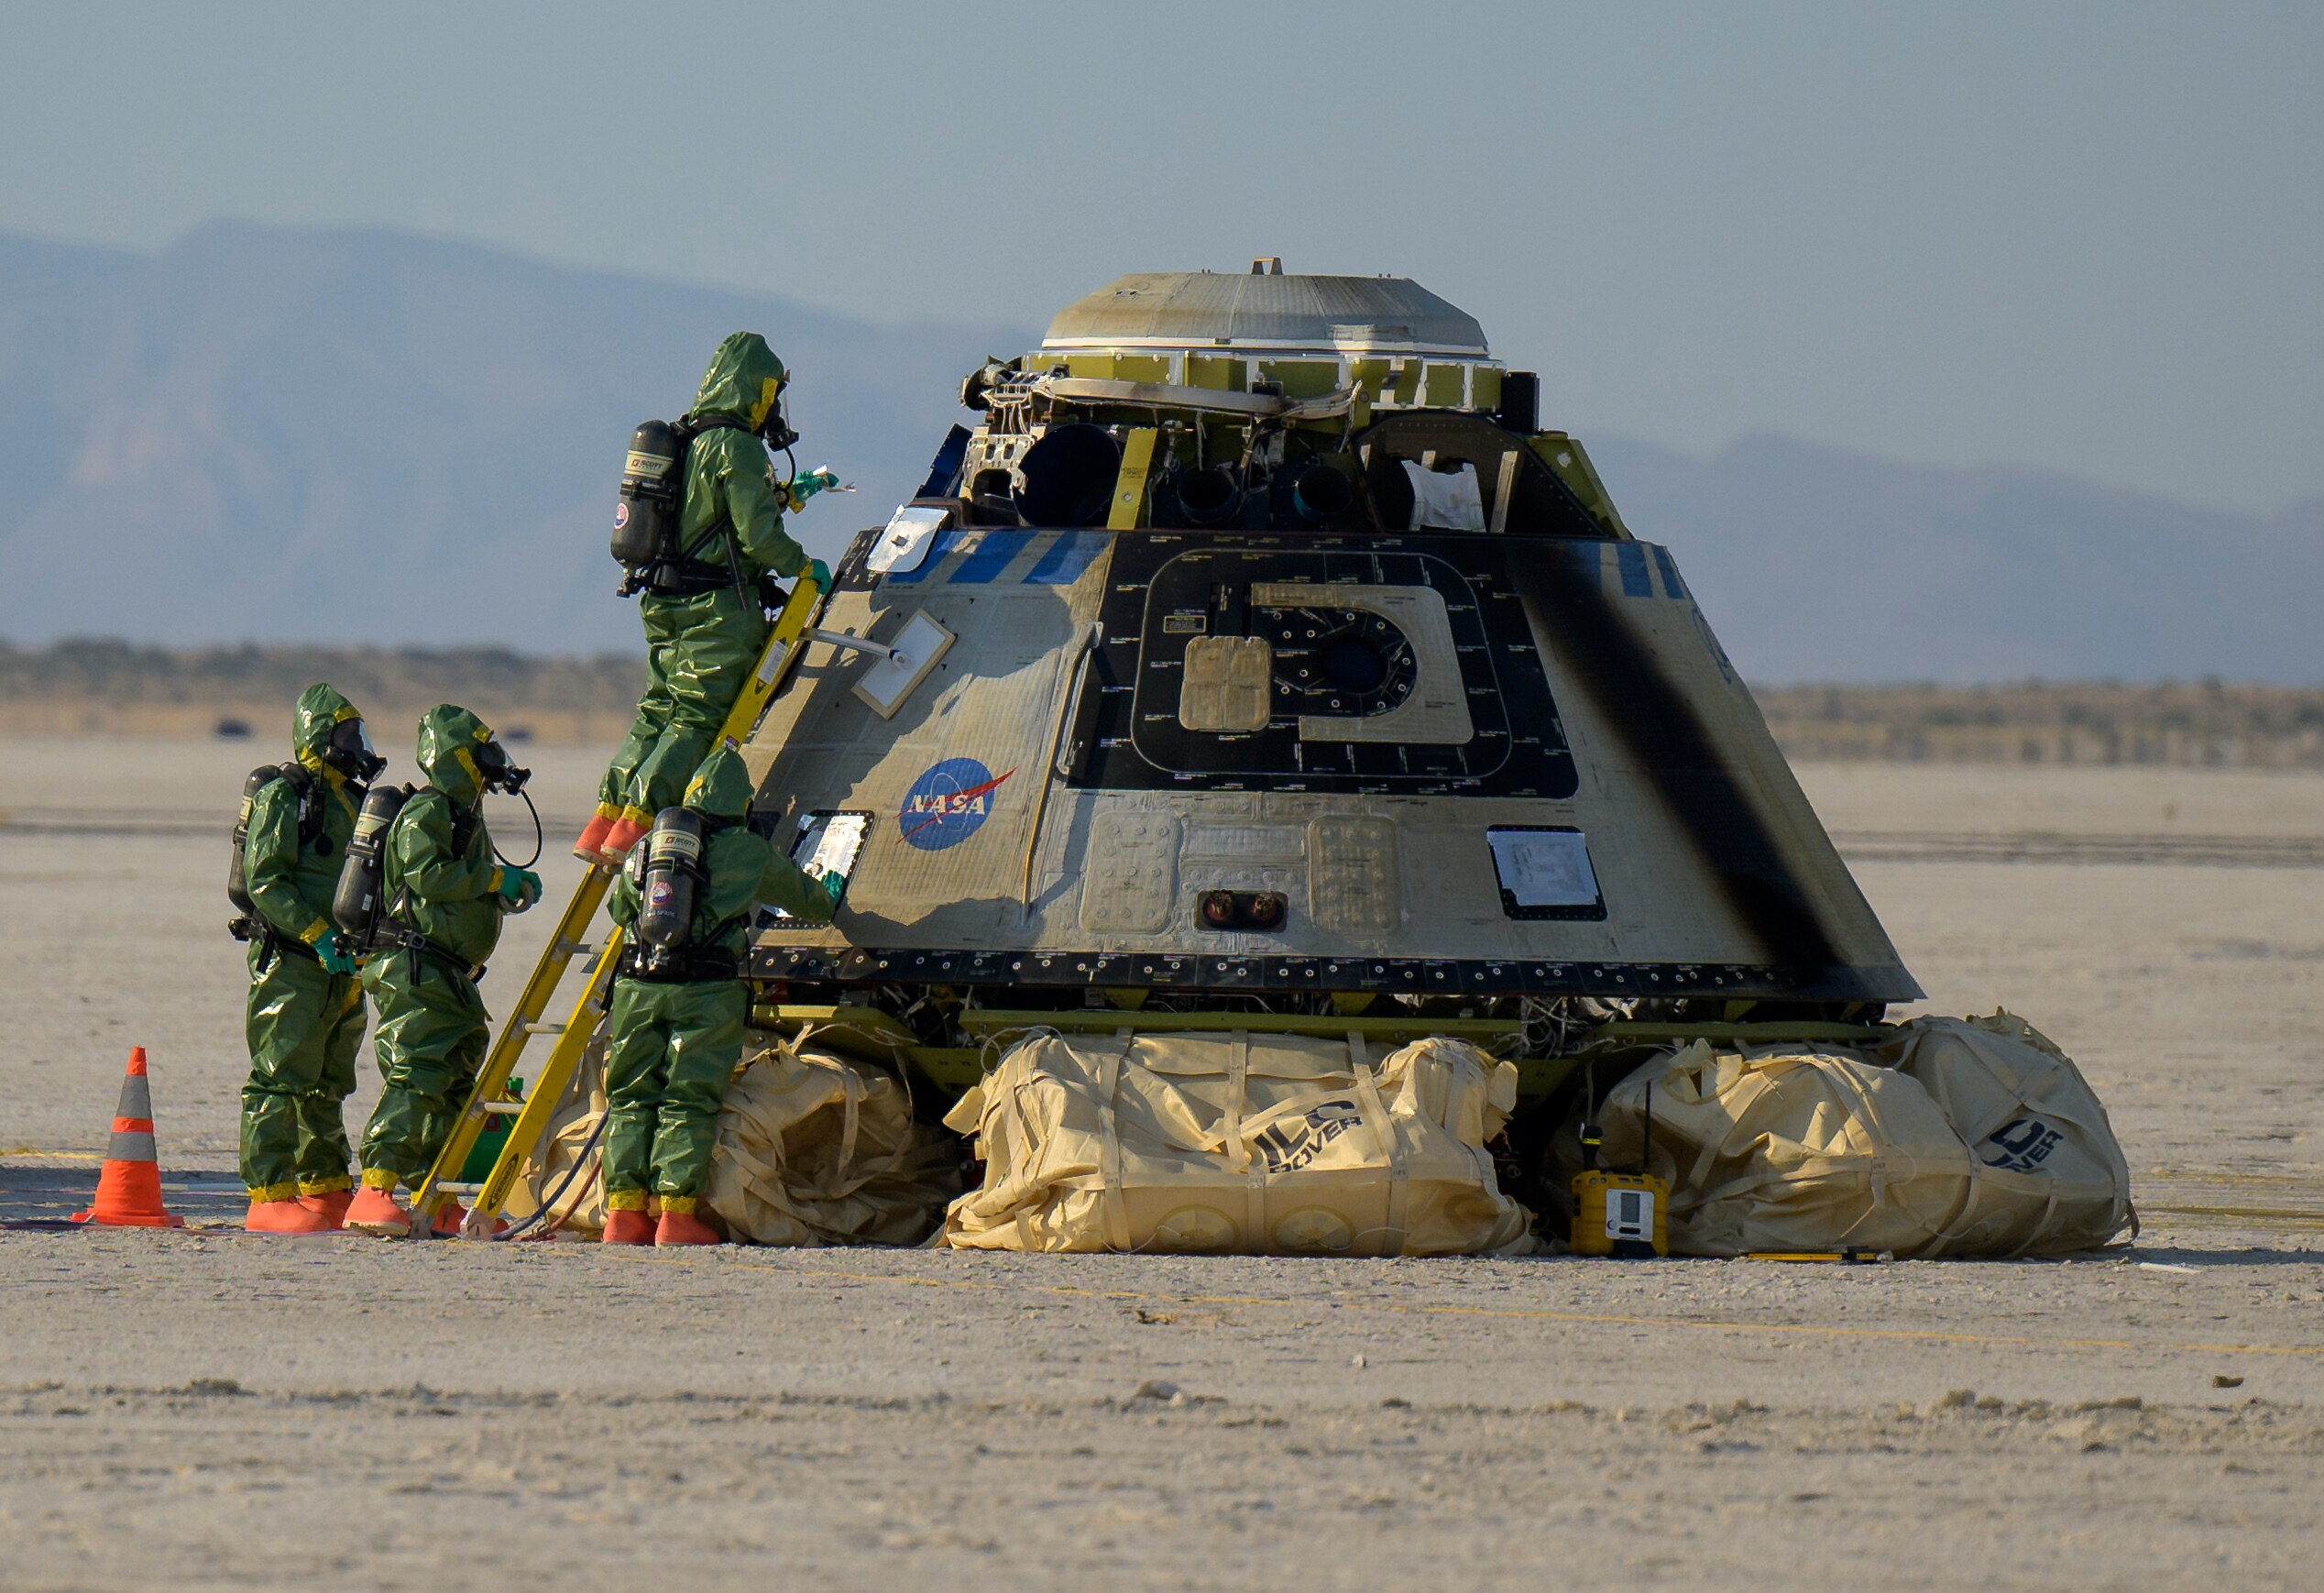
705,1040 -> 959,1247
1594,1012 -> 2134,1258
513,1040 -> 957,1246
940,1030 -> 1535,1256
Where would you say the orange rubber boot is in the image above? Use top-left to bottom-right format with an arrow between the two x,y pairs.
574,809 -> 617,865
600,814 -> 649,862
602,1208 -> 654,1246
246,1195 -> 335,1235
655,1207 -> 721,1247
344,1185 -> 412,1238
299,1189 -> 355,1228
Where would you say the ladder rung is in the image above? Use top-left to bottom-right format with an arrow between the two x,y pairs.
435,1182 -> 483,1197
554,939 -> 602,959
481,1100 -> 524,1115
522,1021 -> 565,1036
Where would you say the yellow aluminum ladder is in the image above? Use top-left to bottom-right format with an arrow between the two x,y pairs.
410,572 -> 829,1238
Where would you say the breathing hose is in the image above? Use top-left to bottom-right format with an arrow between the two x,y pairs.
495,1108 -> 608,1242
492,785 -> 544,871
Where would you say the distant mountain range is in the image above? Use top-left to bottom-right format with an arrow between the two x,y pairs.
1,222 -> 2315,682
0,222 -> 1024,655
1584,434 -> 2322,684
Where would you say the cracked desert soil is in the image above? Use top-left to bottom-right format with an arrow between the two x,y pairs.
1,740 -> 2318,1590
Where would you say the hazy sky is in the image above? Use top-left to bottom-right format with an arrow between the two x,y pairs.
5,2 -> 2319,513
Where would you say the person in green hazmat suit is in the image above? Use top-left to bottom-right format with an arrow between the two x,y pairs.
237,684 -> 386,1234
345,704 -> 543,1238
576,332 -> 833,866
599,744 -> 840,1246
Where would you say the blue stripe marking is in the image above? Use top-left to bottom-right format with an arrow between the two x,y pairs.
949,529 -> 1034,585
1650,544 -> 1687,599
1025,529 -> 1108,586
1616,542 -> 1653,598
881,528 -> 970,584
1562,541 -> 1603,592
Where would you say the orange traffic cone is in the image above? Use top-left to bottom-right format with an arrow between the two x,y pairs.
71,1048 -> 185,1228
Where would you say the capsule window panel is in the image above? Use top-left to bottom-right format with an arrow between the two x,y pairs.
869,504 -> 952,575
1485,826 -> 1606,921
760,810 -> 871,923
852,610 -> 957,720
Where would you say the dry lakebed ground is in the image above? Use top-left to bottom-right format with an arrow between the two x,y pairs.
0,738 -> 2316,1590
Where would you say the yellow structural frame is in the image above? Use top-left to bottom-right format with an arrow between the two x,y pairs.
1107,427 -> 1158,530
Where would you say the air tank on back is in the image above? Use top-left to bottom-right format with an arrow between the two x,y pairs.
731,258 -> 1918,1164
635,806 -> 707,969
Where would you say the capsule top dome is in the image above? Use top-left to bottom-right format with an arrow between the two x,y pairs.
1042,270 -> 1491,358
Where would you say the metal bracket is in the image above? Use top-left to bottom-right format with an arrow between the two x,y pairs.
806,628 -> 905,664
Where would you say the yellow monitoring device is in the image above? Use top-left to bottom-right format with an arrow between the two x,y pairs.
1569,1078 -> 1671,1259
1572,1168 -> 1669,1258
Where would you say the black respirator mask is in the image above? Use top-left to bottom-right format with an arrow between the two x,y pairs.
322,718 -> 388,783
758,387 -> 799,454
475,739 -> 532,795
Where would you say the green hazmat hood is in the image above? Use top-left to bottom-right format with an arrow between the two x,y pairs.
413,703 -> 495,806
291,683 -> 359,771
681,743 -> 754,821
694,332 -> 787,429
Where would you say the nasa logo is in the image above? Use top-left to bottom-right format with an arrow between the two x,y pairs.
613,501 -> 630,530
899,757 -> 1014,851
